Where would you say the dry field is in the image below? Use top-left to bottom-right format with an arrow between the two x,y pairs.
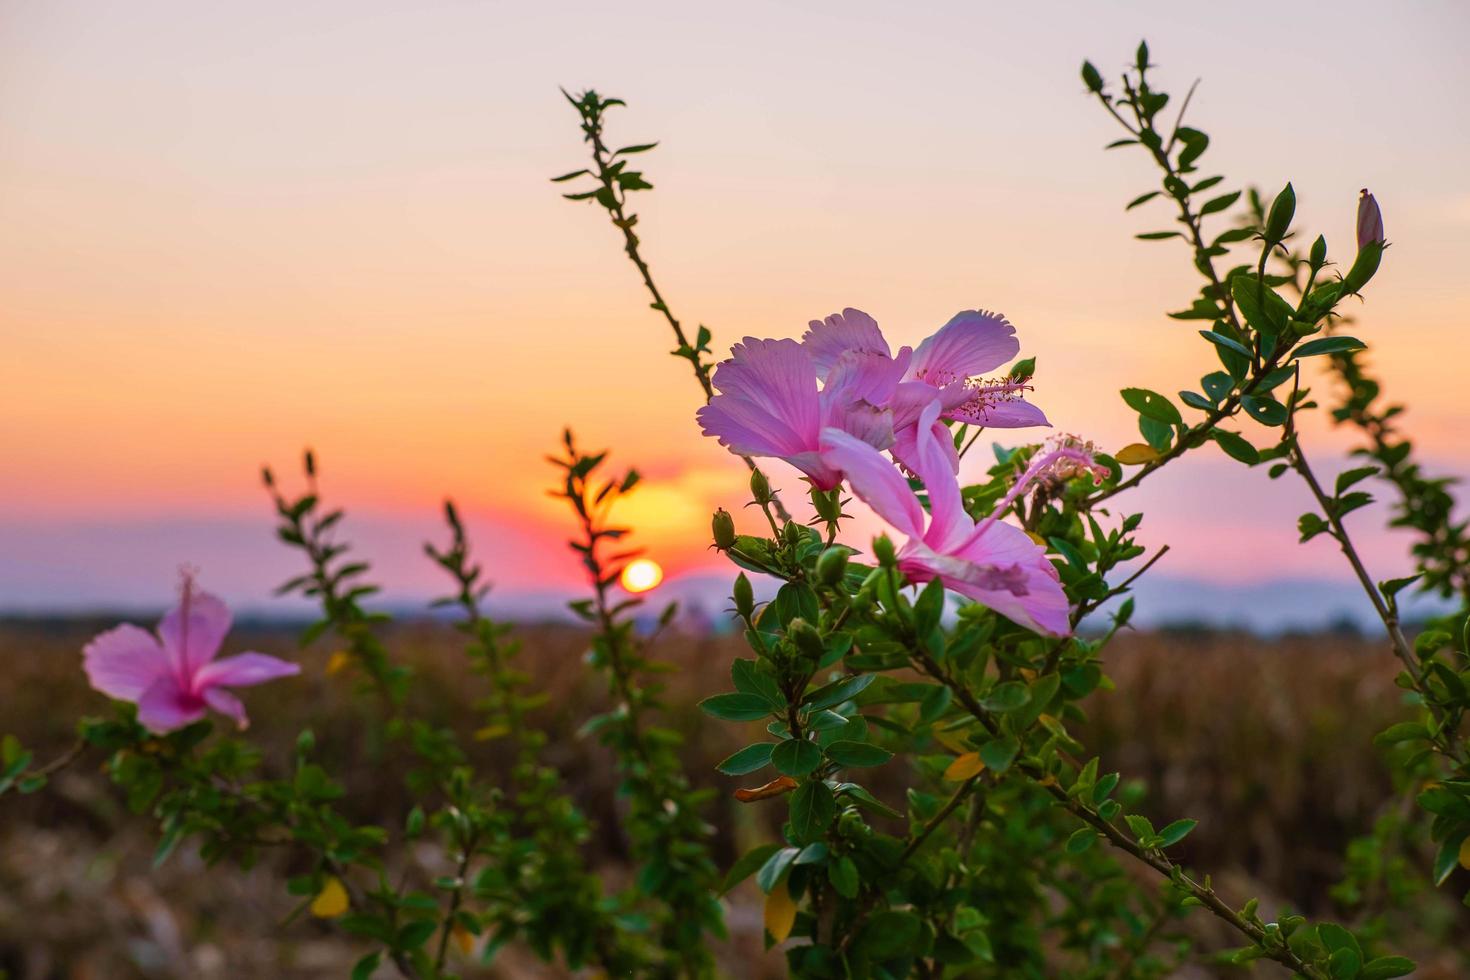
1,618 -> 1466,978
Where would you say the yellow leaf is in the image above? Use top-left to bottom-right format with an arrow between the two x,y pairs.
1460,836 -> 1470,871
764,882 -> 797,943
944,752 -> 984,781
325,651 -> 352,676
1114,443 -> 1162,465
452,923 -> 475,956
1026,531 -> 1046,545
310,876 -> 350,918
474,724 -> 511,741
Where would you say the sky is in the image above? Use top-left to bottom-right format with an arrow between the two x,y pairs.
2,1 -> 1467,625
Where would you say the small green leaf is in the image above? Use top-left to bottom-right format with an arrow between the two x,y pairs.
717,742 -> 776,775
825,740 -> 893,768
771,739 -> 822,777
1292,336 -> 1366,359
1121,388 -> 1183,426
699,693 -> 773,721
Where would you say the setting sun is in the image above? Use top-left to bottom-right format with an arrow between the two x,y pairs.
618,558 -> 664,593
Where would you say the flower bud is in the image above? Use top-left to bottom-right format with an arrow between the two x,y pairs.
732,573 -> 754,620
1009,356 -> 1036,381
872,533 -> 897,567
783,522 -> 806,548
1265,182 -> 1295,244
1080,60 -> 1104,94
711,508 -> 736,550
1308,234 -> 1327,269
788,618 -> 824,662
750,468 -> 773,505
816,547 -> 851,587
809,486 -> 843,524
1356,188 -> 1384,251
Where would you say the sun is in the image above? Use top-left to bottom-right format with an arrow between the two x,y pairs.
619,558 -> 664,593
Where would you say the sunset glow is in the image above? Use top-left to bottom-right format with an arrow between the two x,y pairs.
619,559 -> 664,594
1,2 -> 1466,612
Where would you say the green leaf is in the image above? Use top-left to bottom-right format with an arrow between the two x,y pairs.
1212,430 -> 1259,465
717,742 -> 776,775
722,843 -> 781,895
979,681 -> 1031,713
1199,329 -> 1254,359
1121,388 -> 1183,426
806,673 -> 876,710
352,952 -> 383,980
771,739 -> 822,777
978,736 -> 1019,774
773,582 -> 819,626
1241,395 -> 1288,427
1292,336 -> 1366,359
789,779 -> 836,840
699,693 -> 773,721
1361,956 -> 1416,979
1065,828 -> 1097,854
1158,819 -> 1197,847
756,846 -> 801,894
829,856 -> 860,898
825,740 -> 893,768
1199,190 -> 1242,215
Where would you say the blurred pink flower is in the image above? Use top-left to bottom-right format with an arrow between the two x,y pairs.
1356,188 -> 1384,250
696,336 -> 894,490
83,574 -> 300,733
819,400 -> 1087,637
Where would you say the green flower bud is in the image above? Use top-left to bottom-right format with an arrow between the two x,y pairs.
784,522 -> 806,547
1080,60 -> 1104,94
711,508 -> 736,550
816,547 -> 851,587
810,486 -> 843,524
1009,356 -> 1036,381
1308,234 -> 1327,269
750,468 -> 772,504
1343,240 -> 1384,294
1264,182 -> 1295,244
873,533 -> 897,567
732,573 -> 754,620
788,618 -> 824,662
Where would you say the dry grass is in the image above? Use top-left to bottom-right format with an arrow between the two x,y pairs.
0,618 -> 1465,978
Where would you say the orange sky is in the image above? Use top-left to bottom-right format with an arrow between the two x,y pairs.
2,1 -> 1467,611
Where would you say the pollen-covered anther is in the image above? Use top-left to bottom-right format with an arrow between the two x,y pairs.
955,377 -> 1034,419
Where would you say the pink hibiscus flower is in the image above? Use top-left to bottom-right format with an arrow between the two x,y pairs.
804,308 -> 1048,474
819,400 -> 1097,637
83,575 -> 300,733
695,336 -> 895,490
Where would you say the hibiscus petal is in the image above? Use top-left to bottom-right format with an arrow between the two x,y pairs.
947,396 -> 1050,429
909,311 -> 1020,386
890,417 -> 959,478
819,427 -> 925,539
137,676 -> 207,734
697,338 -> 823,459
158,589 -> 232,675
802,308 -> 890,377
82,624 -> 170,702
195,652 -> 301,689
956,522 -> 1071,636
911,401 -> 973,553
821,348 -> 909,411
911,542 -> 1070,638
203,688 -> 250,729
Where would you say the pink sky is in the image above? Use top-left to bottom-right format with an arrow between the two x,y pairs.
2,2 -> 1467,615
